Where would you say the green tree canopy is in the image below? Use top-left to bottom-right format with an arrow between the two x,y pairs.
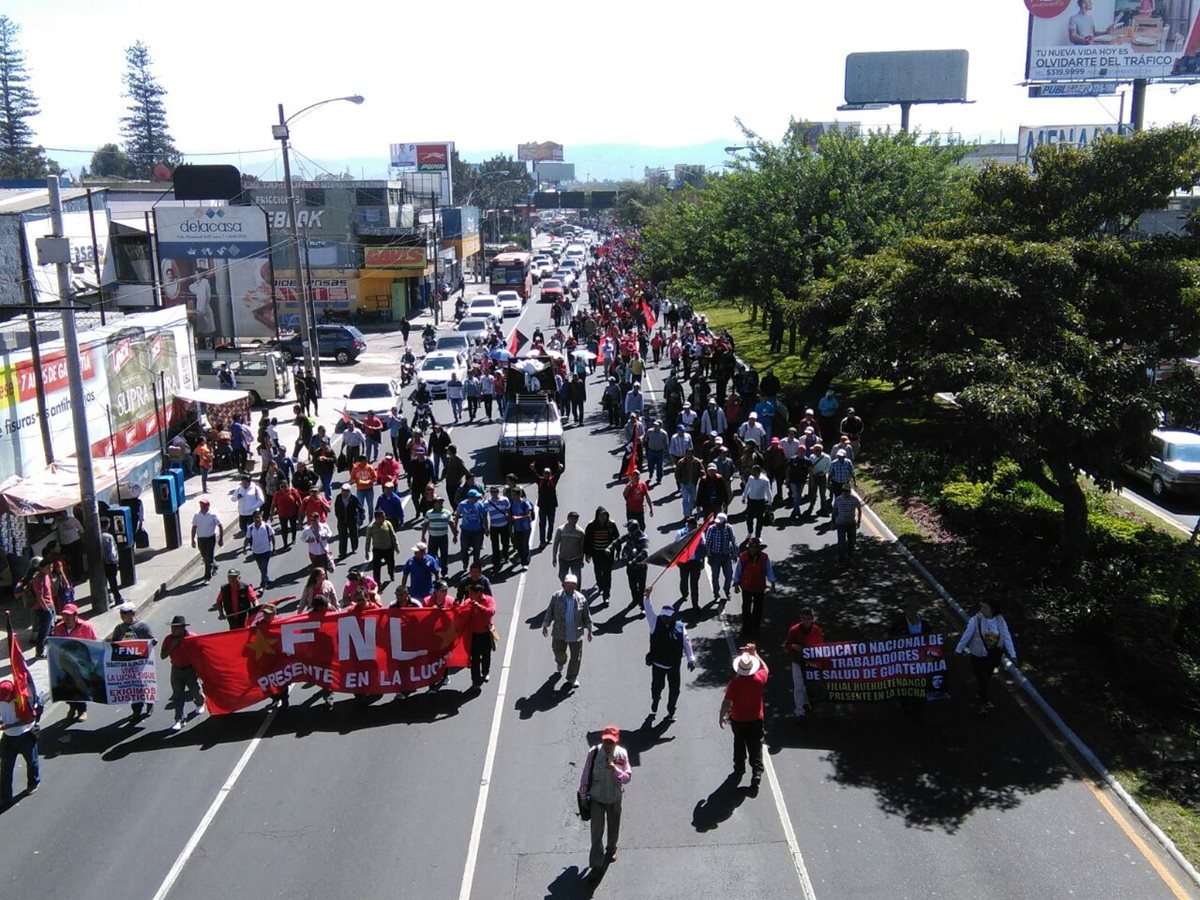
0,15 -> 58,178
822,126 -> 1200,559
89,142 -> 134,179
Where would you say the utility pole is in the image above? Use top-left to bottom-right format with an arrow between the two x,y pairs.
46,176 -> 108,614
274,104 -> 319,384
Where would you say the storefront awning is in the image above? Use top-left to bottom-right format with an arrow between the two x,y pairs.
175,388 -> 251,405
0,449 -> 160,516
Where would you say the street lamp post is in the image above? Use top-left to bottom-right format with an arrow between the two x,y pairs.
272,95 -> 364,390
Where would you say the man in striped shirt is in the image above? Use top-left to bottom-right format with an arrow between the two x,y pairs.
828,449 -> 855,514
704,513 -> 739,603
422,496 -> 456,571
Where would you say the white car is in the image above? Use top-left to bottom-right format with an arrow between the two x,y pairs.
417,350 -> 466,395
553,268 -> 577,289
455,317 -> 491,342
342,377 -> 403,418
497,290 -> 522,317
564,245 -> 586,266
468,294 -> 504,323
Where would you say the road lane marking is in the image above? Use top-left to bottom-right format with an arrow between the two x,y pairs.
151,710 -> 276,900
705,568 -> 818,899
458,569 -> 529,900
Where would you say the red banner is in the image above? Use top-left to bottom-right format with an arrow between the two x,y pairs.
175,607 -> 472,714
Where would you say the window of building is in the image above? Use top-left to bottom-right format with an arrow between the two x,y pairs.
305,188 -> 326,207
356,187 -> 387,207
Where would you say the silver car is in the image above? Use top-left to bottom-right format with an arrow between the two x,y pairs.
1123,429 -> 1200,497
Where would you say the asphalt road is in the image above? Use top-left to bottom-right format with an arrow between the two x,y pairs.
2,262 -> 1195,900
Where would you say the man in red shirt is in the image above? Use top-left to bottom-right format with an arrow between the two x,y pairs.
301,486 -> 331,522
460,582 -> 497,687
719,643 -> 768,793
622,472 -> 654,530
784,608 -> 825,722
51,603 -> 97,723
376,452 -> 403,487
362,410 -> 385,462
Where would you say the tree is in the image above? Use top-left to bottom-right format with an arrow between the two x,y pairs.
640,122 -> 969,361
0,15 -> 57,178
88,142 -> 134,179
613,181 -> 669,228
120,41 -> 179,178
821,126 -> 1200,560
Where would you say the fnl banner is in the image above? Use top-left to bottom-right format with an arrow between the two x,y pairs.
48,638 -> 157,705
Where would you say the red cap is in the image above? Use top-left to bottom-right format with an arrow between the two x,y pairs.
601,724 -> 621,742
61,603 -> 79,615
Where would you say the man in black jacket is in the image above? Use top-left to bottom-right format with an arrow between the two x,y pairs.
642,588 -> 695,722
333,484 -> 362,558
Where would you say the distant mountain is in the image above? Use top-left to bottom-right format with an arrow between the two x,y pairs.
55,139 -> 741,189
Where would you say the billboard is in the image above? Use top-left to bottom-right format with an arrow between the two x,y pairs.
1017,122 -> 1131,159
845,50 -> 969,104
1025,0 -> 1200,82
1028,80 -> 1120,96
390,142 -> 454,171
23,209 -> 114,304
363,246 -> 427,269
536,162 -> 576,183
0,307 -> 193,484
518,141 -> 564,162
154,207 -> 277,343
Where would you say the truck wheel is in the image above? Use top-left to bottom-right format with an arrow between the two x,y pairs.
281,349 -> 295,364
248,390 -> 263,407
1151,475 -> 1167,498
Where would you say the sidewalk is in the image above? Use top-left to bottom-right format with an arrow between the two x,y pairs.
2,416 -> 303,702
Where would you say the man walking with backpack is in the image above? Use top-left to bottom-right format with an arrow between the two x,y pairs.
642,588 -> 696,722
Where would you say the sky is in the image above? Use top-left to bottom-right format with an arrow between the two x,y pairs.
6,0 -> 1200,179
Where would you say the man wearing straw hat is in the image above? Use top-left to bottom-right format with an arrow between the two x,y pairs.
719,643 -> 769,794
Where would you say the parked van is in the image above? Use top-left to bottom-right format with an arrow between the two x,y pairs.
1122,428 -> 1200,498
196,348 -> 292,406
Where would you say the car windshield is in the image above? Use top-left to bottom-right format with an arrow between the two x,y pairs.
499,294 -> 519,303
509,403 -> 557,423
470,300 -> 495,309
348,384 -> 392,398
422,357 -> 457,371
1168,443 -> 1200,463
459,321 -> 486,332
542,280 -> 561,289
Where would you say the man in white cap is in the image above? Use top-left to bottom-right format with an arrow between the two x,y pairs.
541,573 -> 592,689
737,411 -> 766,450
642,587 -> 696,721
399,542 -> 441,603
720,643 -> 768,793
190,496 -> 224,585
704,512 -> 738,604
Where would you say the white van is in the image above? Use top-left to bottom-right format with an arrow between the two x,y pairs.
196,348 -> 292,406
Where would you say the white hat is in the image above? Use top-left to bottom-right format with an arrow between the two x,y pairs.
563,573 -> 579,584
716,512 -> 727,522
748,412 -> 758,419
836,449 -> 847,458
733,652 -> 761,676
804,426 -> 815,434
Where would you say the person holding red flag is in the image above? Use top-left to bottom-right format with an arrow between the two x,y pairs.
2,614 -> 41,806
621,471 -> 653,530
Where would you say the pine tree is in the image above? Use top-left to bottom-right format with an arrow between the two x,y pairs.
120,41 -> 179,177
0,15 -> 56,178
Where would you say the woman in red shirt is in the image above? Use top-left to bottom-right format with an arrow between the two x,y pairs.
273,480 -> 302,548
461,582 -> 496,687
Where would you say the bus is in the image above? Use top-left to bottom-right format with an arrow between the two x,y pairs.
489,251 -> 533,300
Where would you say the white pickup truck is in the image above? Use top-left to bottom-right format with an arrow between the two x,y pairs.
497,394 -> 565,473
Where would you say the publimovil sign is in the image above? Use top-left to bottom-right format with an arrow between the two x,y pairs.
1025,0 -> 1200,82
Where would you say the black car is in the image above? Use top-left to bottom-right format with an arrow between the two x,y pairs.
278,324 -> 366,365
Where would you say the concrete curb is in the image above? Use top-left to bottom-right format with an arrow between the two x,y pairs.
858,498 -> 1200,890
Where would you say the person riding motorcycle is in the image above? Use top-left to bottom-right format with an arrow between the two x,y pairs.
422,323 -> 436,352
400,347 -> 416,386
412,379 -> 433,407
454,298 -> 467,322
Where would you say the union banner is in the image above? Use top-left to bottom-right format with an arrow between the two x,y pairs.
802,633 -> 950,702
173,607 -> 473,714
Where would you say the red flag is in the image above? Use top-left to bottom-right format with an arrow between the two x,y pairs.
508,329 -> 529,356
177,607 -> 473,715
647,513 -> 713,568
641,301 -> 656,331
5,611 -> 38,723
596,339 -> 607,365
622,441 -> 639,479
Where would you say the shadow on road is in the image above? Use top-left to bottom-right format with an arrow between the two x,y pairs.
545,865 -> 595,899
747,536 -> 1073,833
691,772 -> 747,832
515,674 -> 571,719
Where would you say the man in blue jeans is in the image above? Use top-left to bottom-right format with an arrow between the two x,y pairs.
454,489 -> 489,573
0,678 -> 41,807
643,420 -> 670,486
704,512 -> 738,604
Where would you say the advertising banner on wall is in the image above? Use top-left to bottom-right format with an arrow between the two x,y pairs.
363,246 -> 427,269
1017,122 -> 1131,159
0,306 -> 193,485
155,207 -> 277,343
22,209 -> 114,303
1025,0 -> 1200,82
518,141 -> 565,162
